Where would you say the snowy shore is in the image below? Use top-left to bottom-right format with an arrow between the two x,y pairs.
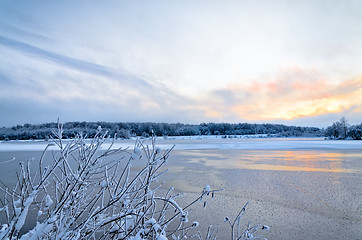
1,137 -> 361,151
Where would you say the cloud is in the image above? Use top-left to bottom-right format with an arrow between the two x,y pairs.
0,36 -> 200,127
1,1 -> 362,127
0,35 -> 152,90
0,90 -> 204,127
189,68 -> 362,124
0,32 -> 194,108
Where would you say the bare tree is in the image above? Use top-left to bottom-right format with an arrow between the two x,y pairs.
0,122 -> 269,239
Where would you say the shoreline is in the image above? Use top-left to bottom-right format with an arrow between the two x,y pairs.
1,137 -> 361,151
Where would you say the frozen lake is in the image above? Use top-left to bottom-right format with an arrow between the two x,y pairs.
0,138 -> 361,239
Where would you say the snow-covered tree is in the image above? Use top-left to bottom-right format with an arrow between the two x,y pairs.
0,122 -> 269,239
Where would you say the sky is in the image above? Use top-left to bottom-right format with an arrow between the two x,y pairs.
0,0 -> 362,128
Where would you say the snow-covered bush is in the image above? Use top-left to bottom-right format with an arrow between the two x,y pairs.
0,123 -> 269,239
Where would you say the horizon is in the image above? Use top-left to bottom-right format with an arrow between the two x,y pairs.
1,1 -> 362,128
0,119 -> 343,130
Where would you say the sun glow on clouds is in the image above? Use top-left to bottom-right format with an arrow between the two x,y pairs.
1,1 -> 362,127
192,68 -> 362,122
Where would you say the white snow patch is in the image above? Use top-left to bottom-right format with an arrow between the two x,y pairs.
45,195 -> 53,208
15,195 -> 34,231
157,235 -> 168,240
2,138 -> 362,151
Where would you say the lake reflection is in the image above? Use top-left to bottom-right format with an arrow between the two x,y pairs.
178,149 -> 362,173
0,141 -> 361,239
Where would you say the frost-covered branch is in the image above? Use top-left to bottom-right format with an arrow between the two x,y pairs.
0,123 -> 269,239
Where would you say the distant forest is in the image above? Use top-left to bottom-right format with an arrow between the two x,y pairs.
0,121 -> 323,140
0,119 -> 361,141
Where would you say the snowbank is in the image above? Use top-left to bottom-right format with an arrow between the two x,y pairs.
0,138 -> 361,151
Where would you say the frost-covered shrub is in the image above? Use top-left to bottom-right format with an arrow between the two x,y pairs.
0,123 -> 269,239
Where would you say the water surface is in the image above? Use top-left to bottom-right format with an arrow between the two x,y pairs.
0,139 -> 361,239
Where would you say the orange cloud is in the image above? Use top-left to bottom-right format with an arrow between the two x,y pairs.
194,68 -> 362,121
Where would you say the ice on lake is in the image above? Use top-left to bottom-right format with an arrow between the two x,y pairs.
0,137 -> 361,239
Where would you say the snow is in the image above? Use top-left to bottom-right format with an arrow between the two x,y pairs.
0,134 -> 358,240
15,195 -> 34,231
101,180 -> 108,188
45,195 -> 53,208
144,218 -> 157,225
37,210 -> 43,217
161,138 -> 362,150
134,147 -> 142,155
97,126 -> 102,132
131,146 -> 142,159
0,142 -> 58,151
1,138 -> 361,152
157,235 -> 168,240
169,198 -> 185,215
19,215 -> 57,240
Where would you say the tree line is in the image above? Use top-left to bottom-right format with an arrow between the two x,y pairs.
0,121 -> 326,140
325,117 -> 362,140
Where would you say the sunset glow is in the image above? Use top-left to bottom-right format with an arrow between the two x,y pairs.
1,1 -> 362,127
